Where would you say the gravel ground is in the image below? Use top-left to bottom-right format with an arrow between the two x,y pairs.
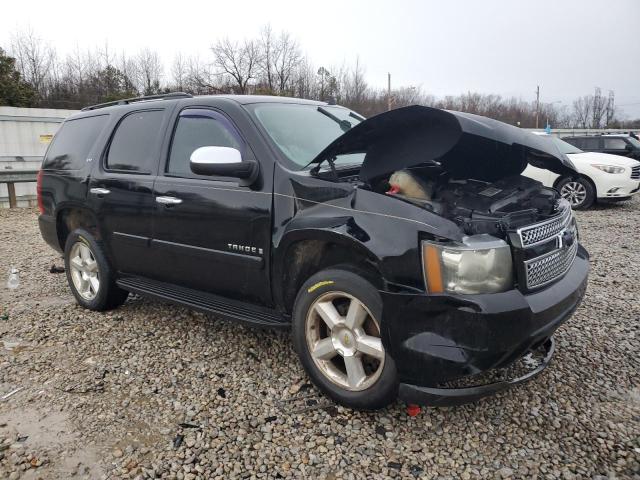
0,202 -> 639,480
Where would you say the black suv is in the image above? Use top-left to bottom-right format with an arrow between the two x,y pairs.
37,93 -> 589,409
563,134 -> 640,160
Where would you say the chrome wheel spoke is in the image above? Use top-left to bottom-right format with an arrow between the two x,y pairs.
89,276 -> 100,294
314,300 -> 342,330
312,338 -> 337,360
344,355 -> 366,388
70,256 -> 84,270
69,242 -> 100,301
85,258 -> 98,273
345,299 -> 367,330
356,335 -> 384,359
79,244 -> 91,261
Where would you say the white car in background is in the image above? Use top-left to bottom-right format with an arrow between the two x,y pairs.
523,134 -> 640,209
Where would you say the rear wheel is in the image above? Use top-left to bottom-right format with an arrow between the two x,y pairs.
292,268 -> 398,410
64,229 -> 129,311
557,176 -> 596,209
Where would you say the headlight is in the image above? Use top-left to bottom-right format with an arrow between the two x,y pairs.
591,164 -> 625,174
422,235 -> 514,294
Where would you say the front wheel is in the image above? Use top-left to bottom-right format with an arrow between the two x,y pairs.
557,176 -> 596,210
292,268 -> 398,410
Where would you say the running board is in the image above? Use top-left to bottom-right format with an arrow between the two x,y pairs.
116,276 -> 290,329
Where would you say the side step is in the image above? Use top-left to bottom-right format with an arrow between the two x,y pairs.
116,276 -> 290,329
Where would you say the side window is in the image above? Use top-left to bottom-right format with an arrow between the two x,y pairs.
43,115 -> 109,170
167,110 -> 243,177
567,138 -> 583,149
582,138 -> 600,150
604,138 -> 627,150
106,110 -> 165,173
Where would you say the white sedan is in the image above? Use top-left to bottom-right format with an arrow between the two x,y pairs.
523,134 -> 640,209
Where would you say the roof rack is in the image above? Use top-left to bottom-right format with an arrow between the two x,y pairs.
81,92 -> 193,111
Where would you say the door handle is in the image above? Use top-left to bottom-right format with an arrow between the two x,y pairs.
155,196 -> 183,205
90,188 -> 111,195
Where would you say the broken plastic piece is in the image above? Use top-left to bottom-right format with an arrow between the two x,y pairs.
406,404 -> 421,416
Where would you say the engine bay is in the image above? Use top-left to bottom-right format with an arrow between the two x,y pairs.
375,167 -> 560,237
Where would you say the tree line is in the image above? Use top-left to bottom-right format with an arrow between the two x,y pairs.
1,27 -> 637,129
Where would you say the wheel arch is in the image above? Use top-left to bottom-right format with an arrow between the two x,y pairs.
55,205 -> 100,251
554,173 -> 598,198
273,229 -> 384,314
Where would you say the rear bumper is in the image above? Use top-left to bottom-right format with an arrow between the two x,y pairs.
38,214 -> 62,253
380,245 -> 589,406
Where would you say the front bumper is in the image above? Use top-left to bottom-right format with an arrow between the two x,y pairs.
595,174 -> 640,199
381,245 -> 589,406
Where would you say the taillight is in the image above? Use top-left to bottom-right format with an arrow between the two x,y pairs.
37,169 -> 44,214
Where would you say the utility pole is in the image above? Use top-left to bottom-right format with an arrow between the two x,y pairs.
387,72 -> 392,111
535,85 -> 540,129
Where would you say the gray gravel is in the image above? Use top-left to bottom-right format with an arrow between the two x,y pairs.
0,202 -> 639,480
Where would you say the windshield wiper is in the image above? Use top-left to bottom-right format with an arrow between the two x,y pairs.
317,106 -> 353,132
306,108 -> 361,175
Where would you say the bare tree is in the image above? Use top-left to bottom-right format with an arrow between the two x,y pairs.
211,37 -> 261,94
591,87 -> 609,128
10,29 -> 55,99
273,31 -> 301,95
572,96 -> 593,128
343,57 -> 368,109
171,53 -> 187,91
259,25 -> 276,93
134,49 -> 163,95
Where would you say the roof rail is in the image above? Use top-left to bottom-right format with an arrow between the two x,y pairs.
81,92 -> 193,111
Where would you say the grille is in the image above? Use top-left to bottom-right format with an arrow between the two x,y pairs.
517,205 -> 572,247
631,165 -> 640,180
524,238 -> 578,289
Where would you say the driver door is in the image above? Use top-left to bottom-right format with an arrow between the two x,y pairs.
148,107 -> 272,305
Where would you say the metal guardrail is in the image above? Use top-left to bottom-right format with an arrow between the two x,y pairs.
0,169 -> 39,208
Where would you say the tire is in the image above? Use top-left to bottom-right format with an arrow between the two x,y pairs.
556,176 -> 596,210
292,268 -> 398,410
64,228 -> 129,311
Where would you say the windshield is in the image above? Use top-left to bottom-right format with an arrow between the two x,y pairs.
551,136 -> 583,154
249,103 -> 365,169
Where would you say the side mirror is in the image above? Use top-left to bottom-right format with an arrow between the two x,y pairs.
625,143 -> 634,152
190,146 -> 258,185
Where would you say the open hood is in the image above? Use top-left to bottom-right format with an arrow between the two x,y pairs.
310,105 -> 576,183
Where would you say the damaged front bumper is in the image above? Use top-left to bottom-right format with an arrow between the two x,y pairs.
381,245 -> 589,406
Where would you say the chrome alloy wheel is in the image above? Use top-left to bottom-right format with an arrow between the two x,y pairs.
69,241 -> 100,300
305,291 -> 385,391
560,181 -> 587,207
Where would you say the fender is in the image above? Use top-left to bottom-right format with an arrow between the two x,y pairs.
271,164 -> 464,307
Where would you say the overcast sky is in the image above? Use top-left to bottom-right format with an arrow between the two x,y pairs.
2,0 -> 639,118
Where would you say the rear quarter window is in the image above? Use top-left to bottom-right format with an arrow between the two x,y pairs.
42,115 -> 109,170
106,110 -> 165,173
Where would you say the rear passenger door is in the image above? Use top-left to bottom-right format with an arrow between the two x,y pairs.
580,137 -> 602,152
149,107 -> 272,305
88,108 -> 172,276
603,137 -> 631,157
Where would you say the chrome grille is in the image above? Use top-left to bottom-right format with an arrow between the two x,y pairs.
517,204 -> 572,248
631,165 -> 640,180
525,239 -> 578,289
